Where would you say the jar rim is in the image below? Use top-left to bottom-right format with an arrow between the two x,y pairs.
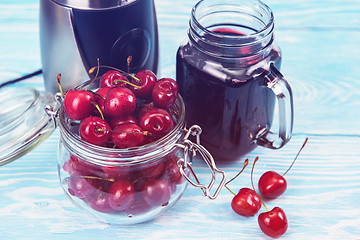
188,0 -> 275,60
58,79 -> 186,166
191,0 -> 274,40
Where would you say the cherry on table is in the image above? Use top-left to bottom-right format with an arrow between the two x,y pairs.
63,89 -> 96,120
258,171 -> 287,199
258,207 -> 288,238
258,138 -> 308,199
79,116 -> 111,146
224,159 -> 261,217
231,187 -> 262,217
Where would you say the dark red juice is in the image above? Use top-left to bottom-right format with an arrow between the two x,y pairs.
176,29 -> 282,162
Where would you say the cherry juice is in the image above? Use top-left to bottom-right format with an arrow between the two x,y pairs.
176,27 -> 282,161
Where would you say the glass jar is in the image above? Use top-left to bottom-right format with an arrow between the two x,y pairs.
176,0 -> 293,162
54,79 -> 225,225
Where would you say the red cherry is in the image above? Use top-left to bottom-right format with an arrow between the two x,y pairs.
132,69 -> 157,99
125,192 -> 152,215
111,123 -> 145,149
108,180 -> 135,211
100,165 -> 132,180
257,138 -> 308,199
62,159 -> 77,175
151,78 -> 179,109
258,171 -> 287,199
104,87 -> 136,118
142,179 -> 171,207
68,154 -> 99,176
100,70 -> 129,88
63,89 -> 95,120
79,116 -> 111,146
89,190 -> 114,213
109,115 -> 138,129
136,161 -> 166,180
231,188 -> 262,217
67,176 -> 96,199
138,107 -> 174,139
166,159 -> 185,185
258,207 -> 288,238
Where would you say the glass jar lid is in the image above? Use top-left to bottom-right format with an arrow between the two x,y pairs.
0,87 -> 56,166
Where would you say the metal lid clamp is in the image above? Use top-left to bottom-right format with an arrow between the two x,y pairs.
176,125 -> 227,200
44,92 -> 63,130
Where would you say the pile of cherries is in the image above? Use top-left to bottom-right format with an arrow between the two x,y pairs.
63,69 -> 179,148
60,68 -> 186,216
226,138 -> 308,238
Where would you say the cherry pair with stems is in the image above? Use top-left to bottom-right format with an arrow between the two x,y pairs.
225,138 -> 308,238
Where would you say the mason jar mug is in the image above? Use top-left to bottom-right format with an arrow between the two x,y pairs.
176,0 -> 294,162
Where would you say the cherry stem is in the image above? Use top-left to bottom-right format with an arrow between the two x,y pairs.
97,128 -> 152,136
250,156 -> 259,192
224,158 -> 249,196
225,159 -> 249,185
57,73 -> 65,98
250,156 -> 269,212
282,137 -> 309,177
92,102 -> 104,120
114,79 -> 141,88
89,65 -> 141,83
86,58 -> 100,91
224,185 -> 237,196
127,56 -> 132,73
69,175 -> 115,183
92,91 -> 106,100
261,198 -> 269,212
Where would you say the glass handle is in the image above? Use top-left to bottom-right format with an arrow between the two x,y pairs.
257,64 -> 294,149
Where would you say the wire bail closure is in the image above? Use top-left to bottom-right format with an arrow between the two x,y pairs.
44,92 -> 63,130
175,125 -> 226,200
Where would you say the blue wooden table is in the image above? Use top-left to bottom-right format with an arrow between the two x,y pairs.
0,0 -> 359,239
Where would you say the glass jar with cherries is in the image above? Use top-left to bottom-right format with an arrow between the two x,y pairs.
51,75 -> 225,225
